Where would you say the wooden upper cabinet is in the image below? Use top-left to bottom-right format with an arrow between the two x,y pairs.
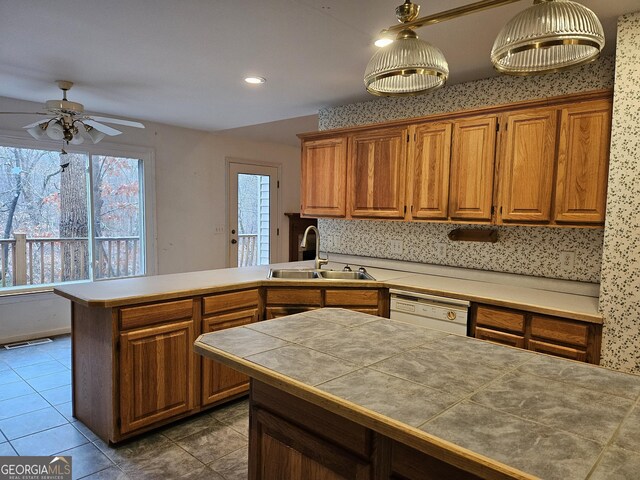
449,116 -> 498,221
554,99 -> 611,224
301,137 -> 347,217
499,108 -> 558,223
348,127 -> 408,218
408,123 -> 452,220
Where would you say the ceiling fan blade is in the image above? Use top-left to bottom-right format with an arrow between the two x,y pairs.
22,119 -> 52,129
83,120 -> 123,136
88,116 -> 145,128
0,111 -> 50,115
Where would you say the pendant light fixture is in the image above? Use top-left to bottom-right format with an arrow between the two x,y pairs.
364,1 -> 449,96
491,0 -> 605,75
364,0 -> 605,96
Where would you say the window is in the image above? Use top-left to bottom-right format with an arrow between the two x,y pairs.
0,142 -> 149,290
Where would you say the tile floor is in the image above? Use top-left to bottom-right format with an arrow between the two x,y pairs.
0,335 -> 249,479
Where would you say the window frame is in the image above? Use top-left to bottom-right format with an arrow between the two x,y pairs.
0,128 -> 157,296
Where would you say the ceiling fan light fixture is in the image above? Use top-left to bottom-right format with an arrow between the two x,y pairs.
45,121 -> 65,141
26,123 -> 48,140
69,130 -> 85,145
84,125 -> 106,144
491,0 -> 605,75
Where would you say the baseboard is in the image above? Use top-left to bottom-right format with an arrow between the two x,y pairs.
0,327 -> 71,346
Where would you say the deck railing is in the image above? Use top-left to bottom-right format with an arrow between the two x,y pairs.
238,234 -> 258,267
0,234 -> 141,288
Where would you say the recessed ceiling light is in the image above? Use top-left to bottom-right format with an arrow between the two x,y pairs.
244,76 -> 266,84
374,38 -> 393,48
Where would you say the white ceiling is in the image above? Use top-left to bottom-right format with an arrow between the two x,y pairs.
0,1 -> 637,145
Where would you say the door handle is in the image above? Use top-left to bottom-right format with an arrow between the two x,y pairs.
231,239 -> 237,244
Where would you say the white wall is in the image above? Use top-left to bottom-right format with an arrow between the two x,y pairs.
0,96 -> 301,342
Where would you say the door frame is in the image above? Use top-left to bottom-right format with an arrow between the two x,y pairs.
226,158 -> 281,267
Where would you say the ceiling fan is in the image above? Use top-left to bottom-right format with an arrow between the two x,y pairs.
0,80 -> 145,146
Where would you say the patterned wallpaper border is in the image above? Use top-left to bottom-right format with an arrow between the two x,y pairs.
319,56 -> 615,130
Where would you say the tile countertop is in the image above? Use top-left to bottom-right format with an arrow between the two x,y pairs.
53,257 -> 601,323
194,309 -> 640,480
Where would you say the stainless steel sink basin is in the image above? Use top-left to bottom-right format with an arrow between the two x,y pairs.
267,268 -> 375,281
268,269 -> 320,279
317,270 -> 375,280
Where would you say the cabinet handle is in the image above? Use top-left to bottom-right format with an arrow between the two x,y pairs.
447,311 -> 457,321
231,239 -> 237,244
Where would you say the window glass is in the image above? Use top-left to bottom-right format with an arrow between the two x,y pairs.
0,144 -> 145,290
92,156 -> 144,279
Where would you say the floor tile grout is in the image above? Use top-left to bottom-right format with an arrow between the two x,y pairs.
1,335 -> 249,479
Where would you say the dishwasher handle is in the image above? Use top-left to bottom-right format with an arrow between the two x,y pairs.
389,289 -> 470,308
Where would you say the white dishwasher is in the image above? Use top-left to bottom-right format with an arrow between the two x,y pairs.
389,289 -> 470,336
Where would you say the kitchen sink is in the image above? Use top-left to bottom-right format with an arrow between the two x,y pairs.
267,268 -> 375,281
317,270 -> 375,280
268,269 -> 320,279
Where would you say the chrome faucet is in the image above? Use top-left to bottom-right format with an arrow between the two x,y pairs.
300,225 -> 328,270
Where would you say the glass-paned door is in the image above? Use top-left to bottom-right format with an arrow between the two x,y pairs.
228,162 -> 278,267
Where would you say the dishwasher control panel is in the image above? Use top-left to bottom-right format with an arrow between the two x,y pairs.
391,298 -> 467,323
389,290 -> 470,336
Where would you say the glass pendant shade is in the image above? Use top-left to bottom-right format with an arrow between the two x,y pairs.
491,0 -> 605,75
364,29 -> 449,96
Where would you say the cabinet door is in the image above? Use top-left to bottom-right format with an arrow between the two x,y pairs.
528,339 -> 587,362
252,407 -> 371,480
348,127 -> 407,218
409,123 -> 452,220
301,137 -> 347,217
554,99 -> 611,224
265,306 -> 318,320
202,309 -> 258,406
120,320 -> 195,434
499,109 -> 557,223
475,305 -> 525,334
475,327 -> 525,348
449,116 -> 498,221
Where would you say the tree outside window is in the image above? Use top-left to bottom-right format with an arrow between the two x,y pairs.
0,145 -> 144,288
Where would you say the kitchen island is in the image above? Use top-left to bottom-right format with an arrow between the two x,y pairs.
195,308 -> 640,480
54,258 -> 603,444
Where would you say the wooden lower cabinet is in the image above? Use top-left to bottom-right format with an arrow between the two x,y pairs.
72,289 -> 264,444
250,381 -> 488,480
202,308 -> 259,405
528,339 -> 587,362
390,443 -> 482,480
253,408 -> 371,480
471,304 -> 601,364
475,326 -> 525,348
265,286 -> 388,319
266,306 -> 318,319
119,320 -> 196,434
201,289 -> 260,406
